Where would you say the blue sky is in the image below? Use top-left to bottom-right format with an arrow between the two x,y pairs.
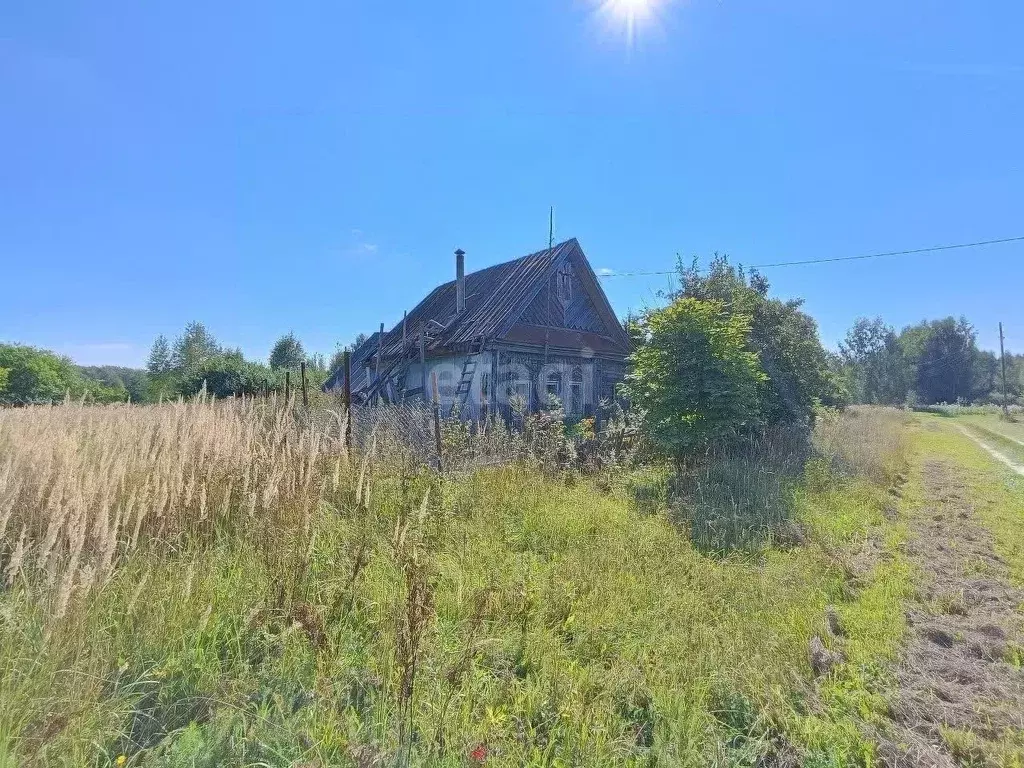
2,0 -> 1022,367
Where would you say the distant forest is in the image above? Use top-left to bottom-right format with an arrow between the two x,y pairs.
0,324 -> 365,405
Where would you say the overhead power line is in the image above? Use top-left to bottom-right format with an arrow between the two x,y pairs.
599,235 -> 1024,278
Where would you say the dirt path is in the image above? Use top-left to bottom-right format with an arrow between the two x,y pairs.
876,458 -> 1024,767
958,426 -> 1024,476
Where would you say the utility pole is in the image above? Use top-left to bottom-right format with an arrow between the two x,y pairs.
999,322 -> 1009,417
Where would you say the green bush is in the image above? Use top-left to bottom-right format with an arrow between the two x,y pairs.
0,343 -> 84,404
623,297 -> 765,459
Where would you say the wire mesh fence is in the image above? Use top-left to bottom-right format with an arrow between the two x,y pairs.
299,397 -> 644,476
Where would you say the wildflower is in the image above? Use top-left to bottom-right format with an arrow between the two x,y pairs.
115,757 -> 127,767
469,743 -> 488,764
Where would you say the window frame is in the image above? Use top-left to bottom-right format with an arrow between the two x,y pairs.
546,371 -> 562,398
569,367 -> 585,415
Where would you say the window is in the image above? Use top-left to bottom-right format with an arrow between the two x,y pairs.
557,270 -> 572,303
570,367 -> 584,415
506,369 -> 532,413
546,371 -> 562,397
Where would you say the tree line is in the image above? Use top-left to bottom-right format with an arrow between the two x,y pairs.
0,325 -> 367,405
837,316 -> 1022,408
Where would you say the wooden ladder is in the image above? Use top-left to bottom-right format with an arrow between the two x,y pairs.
451,356 -> 478,416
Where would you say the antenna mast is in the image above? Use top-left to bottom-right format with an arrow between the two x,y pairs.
548,206 -> 554,249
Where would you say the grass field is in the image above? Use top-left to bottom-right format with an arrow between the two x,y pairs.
0,402 -> 1009,767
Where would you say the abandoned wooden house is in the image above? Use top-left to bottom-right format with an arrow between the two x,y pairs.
323,238 -> 631,419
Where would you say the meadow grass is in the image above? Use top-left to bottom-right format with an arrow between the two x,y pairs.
0,401 -> 914,766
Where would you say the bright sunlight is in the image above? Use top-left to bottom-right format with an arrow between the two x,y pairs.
594,0 -> 668,47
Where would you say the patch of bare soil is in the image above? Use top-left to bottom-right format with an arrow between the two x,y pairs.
877,460 -> 1024,767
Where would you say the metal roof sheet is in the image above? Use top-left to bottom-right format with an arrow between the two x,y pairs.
361,238 -> 578,361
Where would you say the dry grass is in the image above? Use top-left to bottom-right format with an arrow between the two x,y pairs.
0,400 -> 915,766
0,395 -> 332,619
812,405 -> 912,485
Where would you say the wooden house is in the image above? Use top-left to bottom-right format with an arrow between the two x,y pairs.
323,238 -> 631,418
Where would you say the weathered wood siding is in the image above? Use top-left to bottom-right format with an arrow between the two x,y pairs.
515,265 -> 608,336
496,350 -> 598,418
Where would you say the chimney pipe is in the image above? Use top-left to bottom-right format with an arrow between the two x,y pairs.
455,248 -> 466,314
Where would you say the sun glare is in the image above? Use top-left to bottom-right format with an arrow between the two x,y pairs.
595,0 -> 666,47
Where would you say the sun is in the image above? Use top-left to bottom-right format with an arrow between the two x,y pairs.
594,0 -> 668,48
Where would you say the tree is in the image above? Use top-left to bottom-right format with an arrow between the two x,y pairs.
269,332 -> 305,370
171,322 -> 220,374
622,298 -> 765,458
907,317 -> 977,404
78,365 -> 150,403
147,334 -> 178,400
840,318 -> 911,404
972,350 -> 1000,401
328,333 -> 371,373
0,367 -> 9,397
673,255 -> 843,423
0,344 -> 84,404
147,335 -> 172,375
180,353 -> 281,399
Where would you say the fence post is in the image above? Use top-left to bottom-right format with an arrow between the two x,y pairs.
432,371 -> 443,473
479,377 -> 488,432
343,350 -> 352,450
419,325 -> 427,403
285,370 -> 291,402
301,361 -> 309,408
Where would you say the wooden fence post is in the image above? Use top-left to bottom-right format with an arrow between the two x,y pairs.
301,361 -> 309,408
432,371 -> 443,473
479,377 -> 488,432
343,350 -> 352,450
375,321 -> 384,406
419,326 -> 427,401
285,370 -> 291,402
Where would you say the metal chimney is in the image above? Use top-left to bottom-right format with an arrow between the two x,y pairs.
455,248 -> 466,314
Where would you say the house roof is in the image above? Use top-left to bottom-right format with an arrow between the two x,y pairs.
362,238 -> 628,364
321,331 -> 379,392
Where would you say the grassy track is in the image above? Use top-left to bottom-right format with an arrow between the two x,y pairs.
870,415 -> 1024,766
917,415 -> 1024,585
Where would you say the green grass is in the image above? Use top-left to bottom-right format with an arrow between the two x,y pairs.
915,415 -> 1024,585
2,472 -> 910,767
0,408 -> 921,766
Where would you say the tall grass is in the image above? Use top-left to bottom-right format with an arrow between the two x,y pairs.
0,400 -> 910,766
666,407 -> 911,553
812,406 -> 911,484
0,395 -> 332,618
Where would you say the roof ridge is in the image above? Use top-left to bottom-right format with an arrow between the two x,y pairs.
431,237 -> 578,286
